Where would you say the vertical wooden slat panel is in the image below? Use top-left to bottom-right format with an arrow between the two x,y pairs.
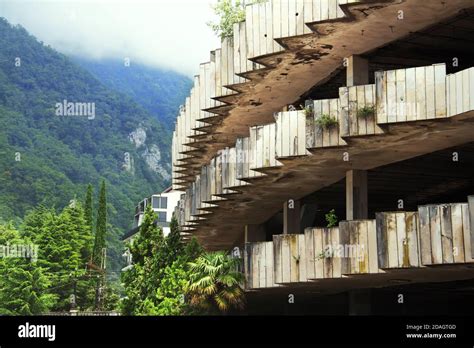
282,112 -> 290,157
456,69 -> 463,114
451,203 -> 465,263
376,212 -> 387,269
296,0 -> 305,35
429,205 -> 443,264
434,64 -> 446,118
386,212 -> 398,268
245,243 -> 252,289
357,86 -> 367,134
321,100 -> 330,146
288,0 -> 297,37
258,2 -> 266,57
321,0 -> 329,20
257,242 -> 268,288
314,100 -> 323,147
273,0 -> 282,52
365,85 -> 377,134
375,71 -> 387,123
251,243 -> 259,288
367,220 -> 378,273
330,99 -> 340,146
386,70 -> 397,123
289,235 -> 299,282
298,234 -> 306,282
470,68 -> 474,111
314,228 -> 324,279
265,0 -> 273,55
281,0 -> 289,38
405,67 -> 417,121
348,87 -> 358,136
418,205 -> 432,265
357,221 -> 368,274
331,226 -> 342,278
246,5 -> 254,61
396,213 -> 406,267
304,0 -> 313,35
406,212 -> 419,267
440,204 -> 454,263
297,110 -> 306,155
305,228 -> 315,279
425,65 -> 436,119
323,228 -> 333,278
339,87 -> 349,136
233,22 -> 241,80
468,196 -> 474,260
462,202 -> 473,262
273,235 -> 282,284
348,222 -> 358,274
265,242 -> 274,287
448,72 -> 457,116
339,222 -> 350,274
462,68 -> 470,112
396,69 -> 406,122
415,66 -> 426,120
282,235 -> 291,283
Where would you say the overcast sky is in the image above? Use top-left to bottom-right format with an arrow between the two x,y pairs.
0,0 -> 221,76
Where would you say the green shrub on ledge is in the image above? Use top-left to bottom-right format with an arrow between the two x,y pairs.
315,114 -> 338,129
356,104 -> 375,118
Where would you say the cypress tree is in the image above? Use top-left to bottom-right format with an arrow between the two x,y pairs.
165,214 -> 182,262
93,180 -> 107,268
84,184 -> 93,234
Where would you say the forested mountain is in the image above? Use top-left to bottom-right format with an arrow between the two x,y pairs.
74,58 -> 192,132
0,18 -> 186,274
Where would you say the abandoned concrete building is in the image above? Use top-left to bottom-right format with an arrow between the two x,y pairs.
171,0 -> 474,314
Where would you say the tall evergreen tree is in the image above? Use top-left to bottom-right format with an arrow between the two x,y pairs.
93,181 -> 107,268
165,214 -> 182,263
84,184 -> 94,236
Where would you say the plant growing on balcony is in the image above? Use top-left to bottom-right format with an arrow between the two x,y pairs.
325,209 -> 338,228
315,114 -> 338,129
356,104 -> 375,118
300,103 -> 314,118
187,251 -> 245,313
208,0 -> 269,40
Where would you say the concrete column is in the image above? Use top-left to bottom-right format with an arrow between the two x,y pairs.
346,170 -> 368,220
283,199 -> 301,234
346,55 -> 369,87
244,224 -> 266,243
348,289 -> 372,315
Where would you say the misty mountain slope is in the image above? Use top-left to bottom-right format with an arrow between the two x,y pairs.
0,18 -> 185,272
74,58 -> 192,131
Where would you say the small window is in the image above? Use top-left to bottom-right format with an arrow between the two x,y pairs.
152,197 -> 160,209
157,212 -> 167,222
160,197 -> 168,209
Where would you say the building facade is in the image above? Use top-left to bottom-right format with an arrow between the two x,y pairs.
171,0 -> 474,314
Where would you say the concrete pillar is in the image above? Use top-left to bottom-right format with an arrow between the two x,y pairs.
348,289 -> 372,315
244,224 -> 266,243
283,199 -> 301,234
346,170 -> 368,220
346,55 -> 369,87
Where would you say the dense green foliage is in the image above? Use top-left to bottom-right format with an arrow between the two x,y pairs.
0,223 -> 55,315
0,18 -> 190,275
74,58 -> 192,132
84,184 -> 93,235
122,205 -> 245,315
121,206 -> 207,315
0,183 -> 121,315
188,251 -> 245,313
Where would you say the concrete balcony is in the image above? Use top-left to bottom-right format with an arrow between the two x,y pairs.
175,63 -> 474,247
245,199 -> 474,291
